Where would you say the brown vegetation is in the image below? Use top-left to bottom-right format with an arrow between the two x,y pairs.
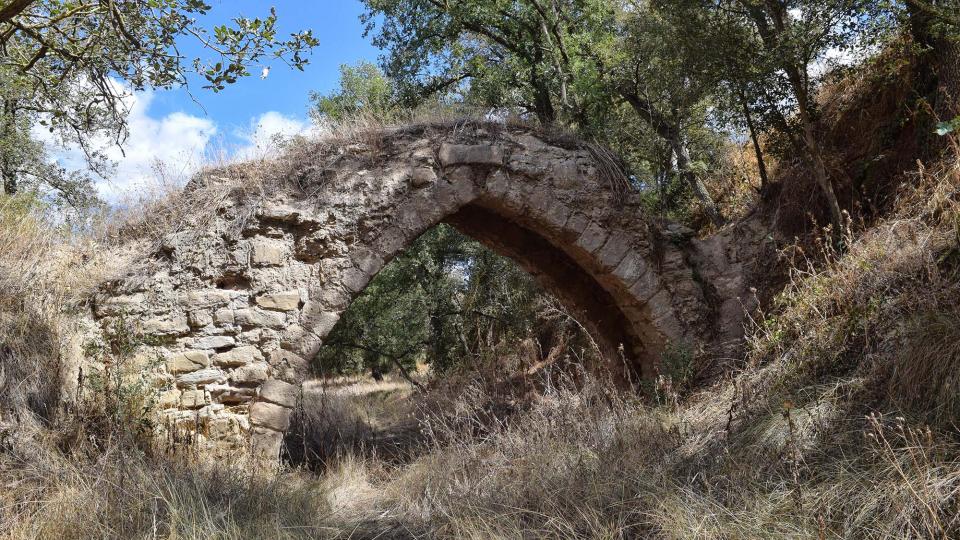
2,53 -> 960,539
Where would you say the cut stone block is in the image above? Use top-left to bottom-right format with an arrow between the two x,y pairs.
230,362 -> 271,384
255,291 -> 301,311
250,402 -> 291,431
180,389 -> 206,409
234,308 -> 286,328
250,237 -> 288,266
141,315 -> 190,336
193,335 -> 236,350
260,379 -> 298,407
576,222 -> 609,254
250,427 -> 284,459
180,289 -> 235,309
300,302 -> 340,336
176,368 -> 226,387
596,233 -> 632,271
188,310 -> 213,328
207,384 -> 257,405
213,308 -> 235,325
166,351 -> 211,374
213,346 -> 264,367
410,167 -> 437,187
613,253 -> 647,285
268,349 -> 309,383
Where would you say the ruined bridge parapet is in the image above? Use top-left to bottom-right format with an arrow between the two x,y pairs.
90,123 -> 752,460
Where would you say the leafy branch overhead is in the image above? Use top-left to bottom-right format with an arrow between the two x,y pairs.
194,7 -> 319,92
0,0 -> 318,204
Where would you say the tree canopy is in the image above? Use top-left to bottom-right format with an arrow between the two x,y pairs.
0,0 -> 318,208
315,224 -> 592,380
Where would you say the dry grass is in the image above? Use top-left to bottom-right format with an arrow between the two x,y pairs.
364,354 -> 960,538
0,195 -> 122,428
4,146 -> 960,537
2,68 -> 960,538
0,437 -> 349,539
285,376 -> 418,468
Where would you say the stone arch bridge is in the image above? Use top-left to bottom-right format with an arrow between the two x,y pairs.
91,123 -> 754,460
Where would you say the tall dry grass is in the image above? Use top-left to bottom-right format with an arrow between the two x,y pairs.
0,195 -> 96,427
0,435 -> 375,539
363,357 -> 959,538
272,148 -> 959,538
2,92 -> 960,539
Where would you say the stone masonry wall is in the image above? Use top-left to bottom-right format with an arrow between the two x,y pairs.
90,123 -> 755,461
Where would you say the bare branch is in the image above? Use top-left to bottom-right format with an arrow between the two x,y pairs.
0,0 -> 35,25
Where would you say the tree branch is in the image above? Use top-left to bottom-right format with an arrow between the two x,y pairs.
326,340 -> 426,391
0,0 -> 35,25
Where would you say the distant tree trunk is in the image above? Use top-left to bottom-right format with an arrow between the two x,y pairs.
742,2 -> 843,232
739,89 -> 771,194
669,132 -> 724,226
621,91 -> 724,225
1,152 -> 14,196
1,166 -> 13,196
1,100 -> 17,196
530,52 -> 556,125
787,67 -> 844,232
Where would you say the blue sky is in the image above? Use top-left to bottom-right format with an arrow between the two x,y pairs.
150,0 -> 380,134
59,1 -> 382,199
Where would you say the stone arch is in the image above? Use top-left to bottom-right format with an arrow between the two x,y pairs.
90,124 -> 738,461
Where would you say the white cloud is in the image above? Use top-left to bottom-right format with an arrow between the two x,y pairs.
38,85 -> 217,201
233,111 -> 313,161
38,81 -> 315,203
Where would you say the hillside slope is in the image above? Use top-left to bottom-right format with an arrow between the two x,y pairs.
0,51 -> 959,539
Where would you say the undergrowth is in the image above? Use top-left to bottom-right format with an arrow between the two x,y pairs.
1,89 -> 959,539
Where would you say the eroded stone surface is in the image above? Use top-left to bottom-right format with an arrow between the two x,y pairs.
177,368 -> 226,387
255,291 -> 301,311
260,379 -> 298,407
213,346 -> 264,367
250,402 -> 291,431
166,351 -> 210,374
193,336 -> 236,350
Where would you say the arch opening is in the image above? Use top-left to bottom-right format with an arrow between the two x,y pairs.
308,218 -> 614,379
442,203 -> 649,378
284,219 -> 627,467
99,130 -> 707,461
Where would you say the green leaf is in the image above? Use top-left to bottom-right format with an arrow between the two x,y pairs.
935,119 -> 958,136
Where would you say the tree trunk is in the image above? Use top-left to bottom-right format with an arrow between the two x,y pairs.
787,67 -> 844,232
530,49 -> 556,126
741,2 -> 843,231
798,114 -> 844,232
1,167 -> 14,196
739,89 -> 771,193
806,139 -> 844,232
1,99 -> 16,196
670,133 -> 724,226
0,0 -> 34,24
621,92 -> 724,225
905,2 -> 959,155
931,28 -> 960,120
